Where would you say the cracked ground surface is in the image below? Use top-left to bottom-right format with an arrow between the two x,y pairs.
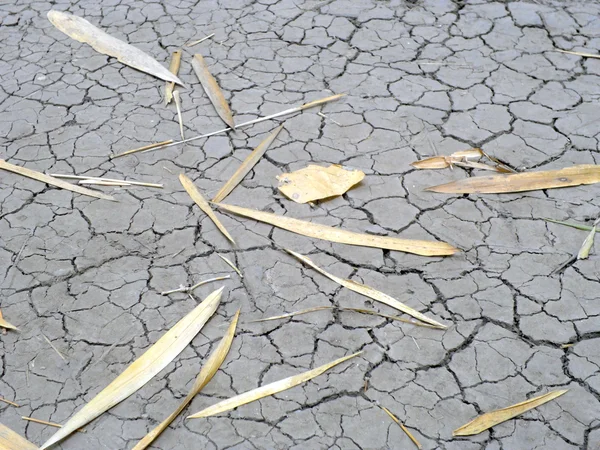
1,0 -> 600,448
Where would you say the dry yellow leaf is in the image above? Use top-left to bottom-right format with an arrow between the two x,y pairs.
278,164 -> 365,203
165,50 -> 182,105
0,160 -> 114,201
188,351 -> 361,418
179,174 -> 235,245
426,165 -> 600,194
40,288 -> 223,449
381,406 -> 422,449
109,140 -> 174,159
212,124 -> 284,203
453,390 -> 568,436
213,203 -> 457,256
411,149 -> 483,170
285,249 -> 446,328
217,254 -> 243,278
0,316 -> 18,331
191,54 -> 235,129
0,423 -> 38,450
47,11 -> 183,85
133,310 -> 239,450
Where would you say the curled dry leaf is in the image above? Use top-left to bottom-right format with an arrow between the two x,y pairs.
285,249 -> 446,328
426,165 -> 600,194
212,124 -> 284,203
133,310 -> 239,450
191,54 -> 235,129
0,159 -> 115,201
40,288 -> 223,449
180,174 -> 236,245
47,11 -> 183,85
277,164 -> 365,203
453,390 -> 568,436
187,352 -> 361,418
213,203 -> 457,256
0,423 -> 38,450
165,50 -> 182,105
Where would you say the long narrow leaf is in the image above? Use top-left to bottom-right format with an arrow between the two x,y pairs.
453,390 -> 568,436
212,124 -> 284,203
47,11 -> 183,85
40,288 -> 223,449
286,249 -> 445,328
187,352 -> 361,418
0,423 -> 38,450
545,218 -> 598,232
179,174 -> 235,245
191,54 -> 235,129
381,406 -> 422,449
0,160 -> 115,201
426,165 -> 600,194
165,50 -> 182,105
213,203 -> 457,256
577,225 -> 597,259
109,140 -> 173,159
133,310 -> 239,450
0,316 -> 18,331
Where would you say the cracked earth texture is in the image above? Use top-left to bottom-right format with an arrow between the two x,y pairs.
1,0 -> 600,449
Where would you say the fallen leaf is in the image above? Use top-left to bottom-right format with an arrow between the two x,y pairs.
0,423 -> 38,450
213,203 -> 457,256
217,254 -> 243,278
47,11 -> 183,85
179,174 -> 235,245
453,390 -> 568,436
411,149 -> 483,169
285,249 -> 446,328
165,50 -> 182,105
0,159 -> 115,201
278,164 -> 365,203
426,165 -> 600,194
173,90 -> 184,140
161,275 -> 230,296
381,406 -> 422,449
248,305 -> 439,328
0,316 -> 18,331
133,310 -> 239,450
577,225 -> 597,260
0,309 -> 6,335
187,352 -> 361,418
191,53 -> 235,129
212,124 -> 284,203
109,140 -> 174,159
556,48 -> 600,59
39,288 -> 223,449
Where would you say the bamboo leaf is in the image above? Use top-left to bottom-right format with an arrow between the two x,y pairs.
278,164 -> 365,204
165,50 -> 182,105
577,225 -> 597,260
133,310 -> 239,450
47,11 -> 183,85
179,174 -> 236,245
213,203 -> 457,257
426,165 -> 600,194
191,54 -> 235,129
0,316 -> 18,331
0,423 -> 38,450
39,288 -> 223,449
285,249 -> 446,328
212,124 -> 284,203
381,406 -> 422,449
187,351 -> 361,419
217,254 -> 243,278
0,159 -> 115,201
453,390 -> 568,436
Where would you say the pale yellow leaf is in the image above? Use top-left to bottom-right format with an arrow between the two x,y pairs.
0,423 -> 38,450
109,140 -> 174,159
212,124 -> 284,203
47,11 -> 183,85
577,225 -> 596,260
213,203 -> 457,256
187,352 -> 361,418
285,249 -> 446,328
39,288 -> 223,449
453,390 -> 568,436
133,310 -> 239,450
165,50 -> 182,105
217,254 -> 243,278
0,316 -> 18,331
179,174 -> 235,245
278,164 -> 365,203
0,159 -> 114,201
191,54 -> 235,129
381,406 -> 422,449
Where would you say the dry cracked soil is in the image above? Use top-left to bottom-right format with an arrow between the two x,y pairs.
1,0 -> 600,449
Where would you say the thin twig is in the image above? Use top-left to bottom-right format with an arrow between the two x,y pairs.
22,416 -> 86,433
49,175 -> 163,188
0,397 -> 19,407
174,90 -> 184,140
380,406 -> 422,449
160,275 -> 231,296
317,112 -> 342,126
217,254 -> 243,278
41,334 -> 66,361
186,33 -> 215,47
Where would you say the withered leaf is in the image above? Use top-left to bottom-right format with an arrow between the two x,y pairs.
381,406 -> 422,449
47,11 -> 183,85
411,149 -> 483,170
40,288 -> 223,449
0,423 -> 38,450
213,203 -> 457,256
0,159 -> 115,201
165,50 -> 182,105
187,352 -> 360,418
453,390 -> 568,436
426,165 -> 600,194
278,164 -> 365,203
191,54 -> 235,129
